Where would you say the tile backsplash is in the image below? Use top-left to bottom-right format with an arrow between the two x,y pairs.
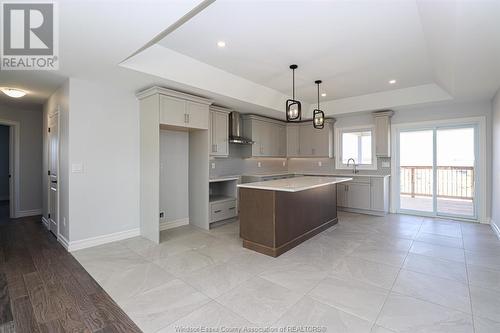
210,155 -> 391,178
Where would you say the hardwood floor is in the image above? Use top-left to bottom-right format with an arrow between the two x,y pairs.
0,215 -> 142,333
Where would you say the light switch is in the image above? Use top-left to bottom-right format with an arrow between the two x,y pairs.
71,163 -> 83,173
211,162 -> 216,169
318,161 -> 322,167
257,162 -> 262,168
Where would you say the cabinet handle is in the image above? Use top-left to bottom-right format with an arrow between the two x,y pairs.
212,144 -> 217,152
184,114 -> 188,123
214,210 -> 222,213
215,144 -> 218,152
228,207 -> 236,210
186,114 -> 190,123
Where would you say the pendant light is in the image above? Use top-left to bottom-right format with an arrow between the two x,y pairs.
313,80 -> 325,129
286,64 -> 302,122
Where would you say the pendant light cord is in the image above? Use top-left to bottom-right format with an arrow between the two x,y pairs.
317,82 -> 320,109
292,68 -> 295,100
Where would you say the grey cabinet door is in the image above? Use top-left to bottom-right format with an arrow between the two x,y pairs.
370,177 -> 388,212
337,183 -> 347,207
287,125 -> 300,157
159,95 -> 186,127
211,111 -> 228,156
346,183 -> 371,210
375,116 -> 390,157
299,125 -> 313,156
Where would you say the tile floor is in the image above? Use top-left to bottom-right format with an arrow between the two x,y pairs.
73,212 -> 500,333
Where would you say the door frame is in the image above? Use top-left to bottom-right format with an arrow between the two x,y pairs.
47,109 -> 60,236
0,119 -> 20,218
390,116 -> 487,223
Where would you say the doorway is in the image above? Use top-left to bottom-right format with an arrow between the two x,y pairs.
395,123 -> 478,220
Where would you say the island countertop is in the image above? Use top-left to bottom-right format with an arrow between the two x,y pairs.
237,176 -> 352,192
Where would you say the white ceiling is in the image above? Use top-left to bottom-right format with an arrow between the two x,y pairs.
158,0 -> 435,103
140,0 -> 500,115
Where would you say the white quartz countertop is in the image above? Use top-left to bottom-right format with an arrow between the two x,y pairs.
237,176 -> 352,192
209,176 -> 240,182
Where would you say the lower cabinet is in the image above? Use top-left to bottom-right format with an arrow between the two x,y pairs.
337,176 -> 390,214
337,181 -> 371,210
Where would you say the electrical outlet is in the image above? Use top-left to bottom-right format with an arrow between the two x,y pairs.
159,212 -> 164,219
63,217 -> 66,227
318,161 -> 322,167
382,160 -> 390,168
211,162 -> 216,169
257,162 -> 262,168
282,161 -> 286,167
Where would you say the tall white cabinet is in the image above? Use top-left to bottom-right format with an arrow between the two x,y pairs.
137,87 -> 213,243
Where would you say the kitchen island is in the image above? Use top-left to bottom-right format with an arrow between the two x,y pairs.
237,176 -> 351,257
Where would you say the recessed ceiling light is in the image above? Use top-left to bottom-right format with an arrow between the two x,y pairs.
389,79 -> 397,84
217,41 -> 226,48
321,93 -> 327,97
0,88 -> 27,98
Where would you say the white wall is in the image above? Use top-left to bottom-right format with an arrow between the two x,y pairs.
492,91 -> 500,234
68,78 -> 139,242
0,102 -> 43,214
44,80 -> 70,239
0,126 -> 9,200
160,130 -> 189,223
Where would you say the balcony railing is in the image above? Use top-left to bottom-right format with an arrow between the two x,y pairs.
400,166 -> 474,200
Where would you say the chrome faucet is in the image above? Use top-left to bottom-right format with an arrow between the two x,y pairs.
347,158 -> 359,174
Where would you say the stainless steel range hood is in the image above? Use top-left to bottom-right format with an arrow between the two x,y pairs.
229,111 -> 254,144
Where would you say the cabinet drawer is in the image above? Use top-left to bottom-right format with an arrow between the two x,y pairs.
210,199 -> 237,222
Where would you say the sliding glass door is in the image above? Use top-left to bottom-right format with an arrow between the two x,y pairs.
397,125 -> 477,220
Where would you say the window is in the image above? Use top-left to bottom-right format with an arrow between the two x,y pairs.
336,126 -> 376,170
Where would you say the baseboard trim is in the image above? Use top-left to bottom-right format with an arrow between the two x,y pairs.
491,221 -> 500,240
67,228 -> 140,252
58,234 -> 70,250
338,207 -> 387,217
41,216 -> 49,229
17,208 -> 42,218
160,218 -> 189,231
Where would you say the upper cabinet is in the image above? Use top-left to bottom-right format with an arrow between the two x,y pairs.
136,87 -> 212,130
209,106 -> 230,157
288,120 -> 334,158
242,115 -> 286,157
373,110 -> 394,157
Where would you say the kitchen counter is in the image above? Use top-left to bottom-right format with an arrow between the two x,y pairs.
237,176 -> 351,192
241,172 -> 390,178
297,172 -> 390,178
239,176 -> 348,257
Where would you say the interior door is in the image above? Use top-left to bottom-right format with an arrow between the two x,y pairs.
48,113 -> 59,235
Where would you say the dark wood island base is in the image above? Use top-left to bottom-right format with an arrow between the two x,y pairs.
239,183 -> 338,257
